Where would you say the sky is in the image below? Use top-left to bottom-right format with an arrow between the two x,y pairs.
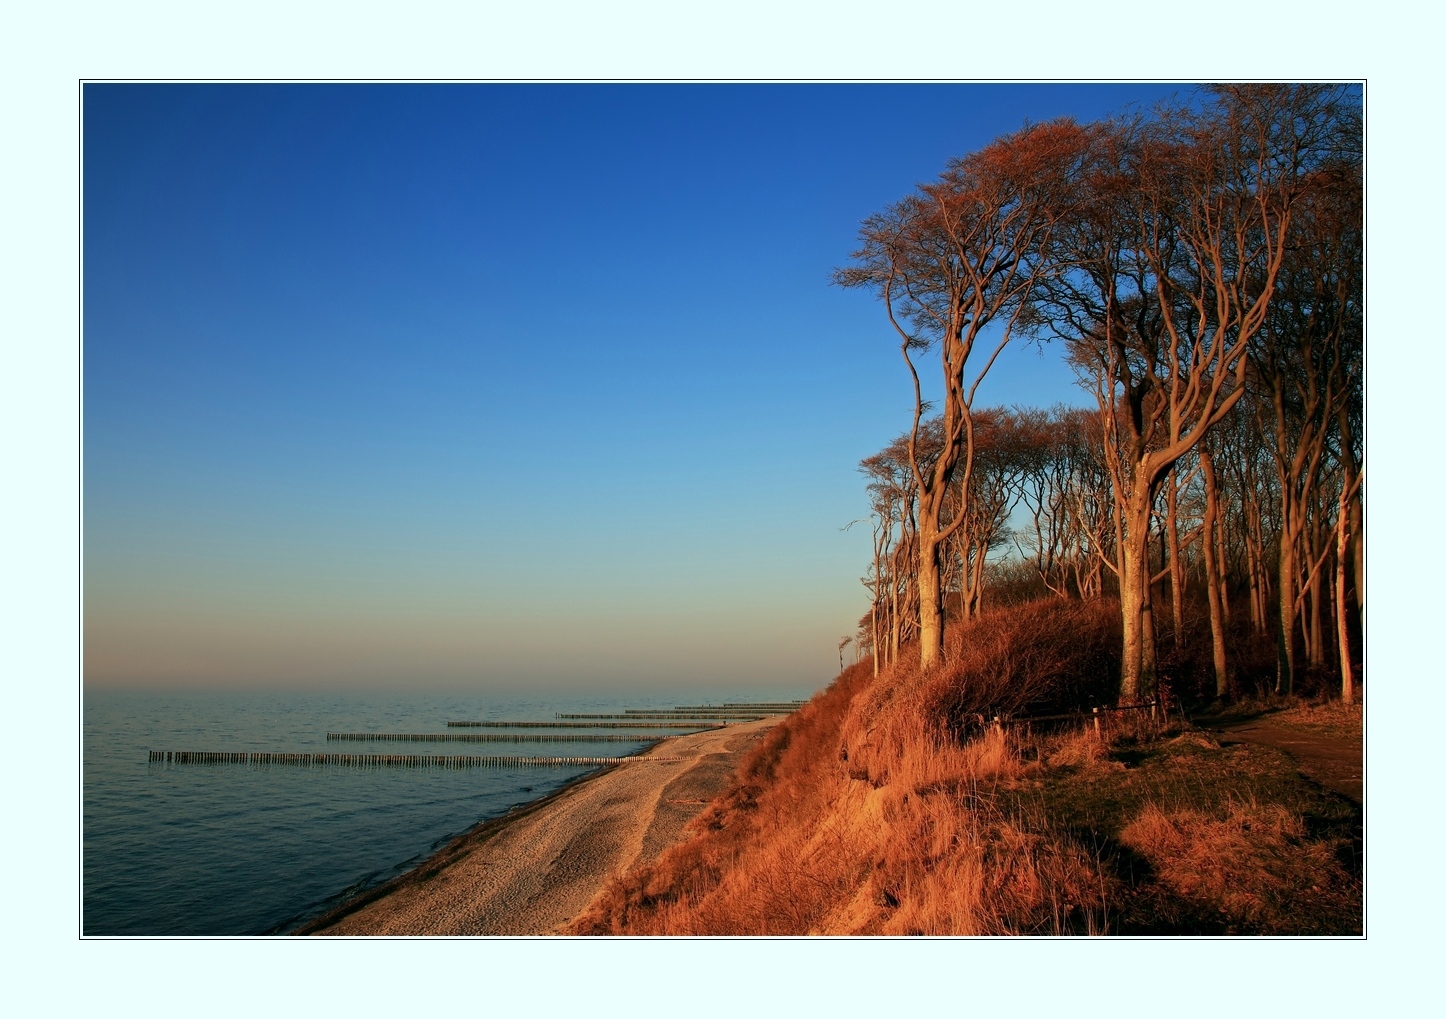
83,83 -> 1188,693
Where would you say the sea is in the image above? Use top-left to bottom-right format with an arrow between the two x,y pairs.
82,688 -> 803,936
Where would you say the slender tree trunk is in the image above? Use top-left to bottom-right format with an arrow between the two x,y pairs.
889,547 -> 901,668
869,527 -> 884,678
1308,534 -> 1326,669
1201,450 -> 1228,699
1238,474 -> 1265,634
870,597 -> 879,678
1251,500 -> 1270,634
1166,469 -> 1184,647
1215,491 -> 1231,625
966,539 -> 987,620
1119,490 -> 1154,703
1327,570 -> 1339,673
1351,494 -> 1363,617
1142,582 -> 1158,702
917,523 -> 945,670
1277,534 -> 1297,695
1246,536 -> 1262,634
1337,477 -> 1355,705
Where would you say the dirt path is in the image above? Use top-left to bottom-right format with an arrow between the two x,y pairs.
300,717 -> 776,936
1194,714 -> 1362,805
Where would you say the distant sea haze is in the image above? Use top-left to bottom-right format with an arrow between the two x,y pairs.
83,689 -> 806,935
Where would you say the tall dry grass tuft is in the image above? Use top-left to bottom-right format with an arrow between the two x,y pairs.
570,599 -> 1125,936
838,598 -> 1120,790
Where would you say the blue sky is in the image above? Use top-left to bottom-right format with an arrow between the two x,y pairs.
83,83 -> 1185,692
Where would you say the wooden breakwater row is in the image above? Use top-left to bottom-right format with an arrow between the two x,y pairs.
446,720 -> 721,729
623,709 -> 783,717
673,703 -> 804,711
326,732 -> 664,743
555,713 -> 764,721
148,751 -> 675,769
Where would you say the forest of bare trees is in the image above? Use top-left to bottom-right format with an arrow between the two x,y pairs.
840,85 -> 1363,708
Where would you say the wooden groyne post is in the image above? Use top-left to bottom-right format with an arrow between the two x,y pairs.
146,751 -> 677,769
447,720 -> 721,729
326,732 -> 665,743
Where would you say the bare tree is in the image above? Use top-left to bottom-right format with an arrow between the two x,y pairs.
838,120 -> 1092,669
1248,114 -> 1363,693
946,407 -> 1034,621
844,87 -> 1361,709
859,431 -> 921,669
1032,87 -> 1341,702
1199,444 -> 1229,698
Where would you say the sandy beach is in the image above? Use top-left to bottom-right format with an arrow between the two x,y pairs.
300,717 -> 776,936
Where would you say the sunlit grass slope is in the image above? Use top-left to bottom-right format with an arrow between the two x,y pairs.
570,599 -> 1360,935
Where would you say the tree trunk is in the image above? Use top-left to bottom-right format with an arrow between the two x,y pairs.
1250,498 -> 1270,634
889,547 -> 901,668
1142,582 -> 1158,702
1118,490 -> 1154,703
1337,478 -> 1354,705
1166,469 -> 1184,647
965,541 -> 987,621
1351,493 -> 1363,616
1201,450 -> 1228,699
1246,535 -> 1262,634
1277,535 -> 1297,695
1308,537 -> 1325,669
917,525 -> 945,670
870,597 -> 879,678
1215,491 -> 1231,625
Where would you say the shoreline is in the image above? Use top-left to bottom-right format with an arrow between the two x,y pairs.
297,717 -> 777,936
289,765 -> 608,935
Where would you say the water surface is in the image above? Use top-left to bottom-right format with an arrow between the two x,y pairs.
83,689 -> 741,935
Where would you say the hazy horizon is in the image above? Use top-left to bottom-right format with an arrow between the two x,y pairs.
83,83 -> 1182,692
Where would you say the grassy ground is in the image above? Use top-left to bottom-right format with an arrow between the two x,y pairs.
1191,695 -> 1363,743
1271,700 -> 1364,743
1003,718 -> 1361,934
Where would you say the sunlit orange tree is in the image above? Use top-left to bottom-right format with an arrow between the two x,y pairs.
838,120 -> 1094,670
1028,86 -> 1349,703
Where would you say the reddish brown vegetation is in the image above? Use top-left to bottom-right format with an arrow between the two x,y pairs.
843,85 -> 1362,709
569,600 -> 1359,936
1120,800 -> 1353,933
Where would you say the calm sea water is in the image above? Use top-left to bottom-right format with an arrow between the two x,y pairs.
83,689 -> 790,936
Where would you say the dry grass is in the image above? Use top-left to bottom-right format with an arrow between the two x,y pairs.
569,598 -> 1361,937
1194,692 -> 1363,747
1120,798 -> 1358,934
568,661 -> 873,935
1272,699 -> 1364,743
1044,727 -> 1118,769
